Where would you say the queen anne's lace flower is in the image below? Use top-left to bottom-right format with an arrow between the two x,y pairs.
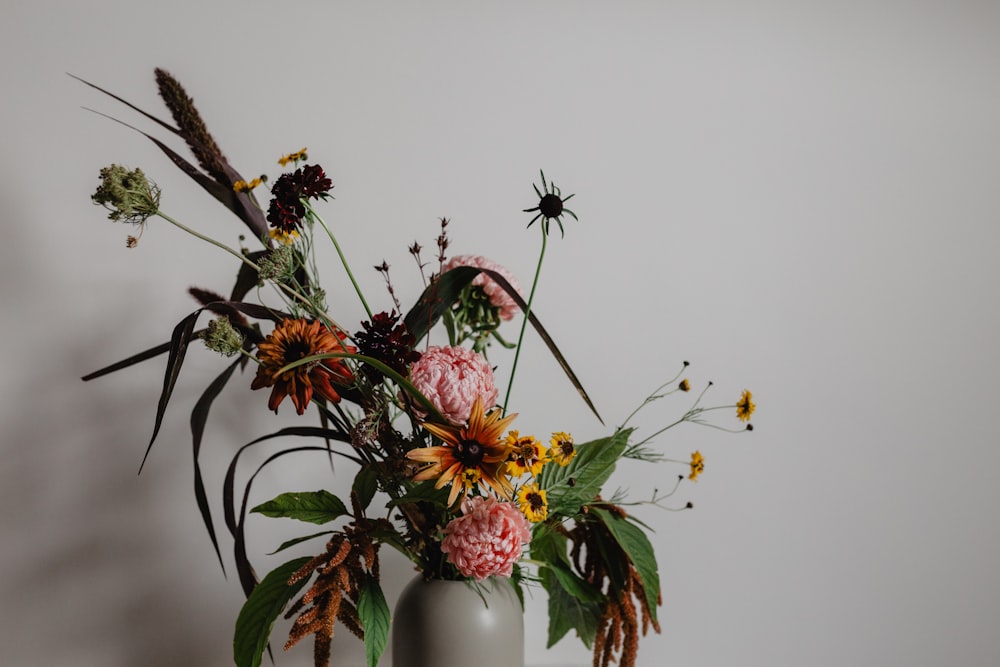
443,255 -> 523,321
440,496 -> 532,580
408,345 -> 498,424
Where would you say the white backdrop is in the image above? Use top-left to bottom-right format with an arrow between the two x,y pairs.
2,2 -> 1000,666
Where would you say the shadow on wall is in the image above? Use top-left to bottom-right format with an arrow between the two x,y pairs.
0,331 -> 245,666
0,174 -> 408,666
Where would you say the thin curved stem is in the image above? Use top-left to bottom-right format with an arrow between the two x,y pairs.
503,225 -> 547,415
304,201 -> 373,320
154,210 -> 346,331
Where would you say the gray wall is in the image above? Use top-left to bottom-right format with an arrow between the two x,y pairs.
2,1 -> 999,666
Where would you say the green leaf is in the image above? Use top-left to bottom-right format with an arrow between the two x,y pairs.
352,465 -> 379,512
542,566 -> 600,649
547,562 -> 604,603
539,429 -> 632,515
529,522 -> 569,565
233,556 -> 311,667
267,530 -> 335,555
251,490 -> 349,525
532,525 -> 603,648
387,480 -> 451,508
590,507 -> 661,624
358,575 -> 390,667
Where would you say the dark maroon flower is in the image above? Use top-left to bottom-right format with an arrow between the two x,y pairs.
354,311 -> 421,381
266,164 -> 333,232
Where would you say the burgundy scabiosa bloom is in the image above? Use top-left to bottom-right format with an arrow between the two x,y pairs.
353,311 -> 421,381
266,164 -> 333,234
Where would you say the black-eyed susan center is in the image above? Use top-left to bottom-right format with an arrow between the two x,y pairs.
526,491 -> 545,511
517,483 -> 548,522
517,443 -> 537,460
409,397 -> 519,506
282,340 -> 312,363
250,318 -> 355,415
539,192 -> 564,219
455,438 -> 486,468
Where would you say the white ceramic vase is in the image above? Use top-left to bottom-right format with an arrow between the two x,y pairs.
391,575 -> 524,667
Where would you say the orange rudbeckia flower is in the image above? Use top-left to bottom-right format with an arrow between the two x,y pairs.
407,398 -> 516,506
250,318 -> 354,415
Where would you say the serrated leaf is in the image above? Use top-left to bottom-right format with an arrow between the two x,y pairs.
539,428 -> 632,515
358,575 -> 390,667
233,556 -> 311,667
251,490 -> 349,525
590,507 -> 660,624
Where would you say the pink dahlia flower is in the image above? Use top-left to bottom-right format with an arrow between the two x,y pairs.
408,345 -> 498,425
442,255 -> 523,321
441,496 -> 532,580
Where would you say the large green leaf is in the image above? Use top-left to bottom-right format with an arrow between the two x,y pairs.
532,524 -> 603,648
386,480 -> 451,508
251,490 -> 349,525
590,507 -> 661,624
358,575 -> 390,667
539,428 -> 632,515
352,465 -> 379,512
233,556 -> 311,667
529,522 -> 568,565
547,562 -> 604,604
541,566 -> 601,649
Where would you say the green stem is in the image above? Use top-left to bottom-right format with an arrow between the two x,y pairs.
304,201 -> 373,320
502,226 -> 547,415
155,210 -> 260,273
154,210 -> 346,332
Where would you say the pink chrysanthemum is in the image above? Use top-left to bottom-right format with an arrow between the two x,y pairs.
440,496 -> 532,580
408,346 -> 498,425
442,255 -> 523,321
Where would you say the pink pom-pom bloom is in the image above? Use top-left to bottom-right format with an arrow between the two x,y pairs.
441,496 -> 532,580
408,345 -> 498,425
442,255 -> 523,321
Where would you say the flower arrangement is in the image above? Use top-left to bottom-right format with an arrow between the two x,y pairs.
80,69 -> 755,667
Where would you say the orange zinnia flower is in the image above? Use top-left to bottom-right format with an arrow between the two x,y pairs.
407,398 -> 517,506
250,318 -> 355,415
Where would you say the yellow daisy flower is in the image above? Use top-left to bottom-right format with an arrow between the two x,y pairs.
548,432 -> 576,466
269,228 -> 300,245
278,147 -> 308,166
736,389 -> 755,422
232,176 -> 264,193
516,483 -> 548,522
689,451 -> 705,481
505,431 -> 547,477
